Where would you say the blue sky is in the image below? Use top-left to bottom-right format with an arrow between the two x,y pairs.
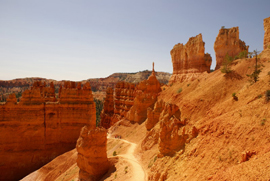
0,0 -> 269,81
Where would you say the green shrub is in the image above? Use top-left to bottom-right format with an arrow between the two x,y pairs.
177,88 -> 182,94
94,98 -> 103,127
261,118 -> 266,126
113,151 -> 117,156
232,92 -> 238,101
221,54 -> 233,73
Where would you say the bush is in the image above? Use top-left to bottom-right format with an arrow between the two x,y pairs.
177,88 -> 182,94
261,118 -> 266,126
221,54 -> 233,73
265,90 -> 270,102
232,92 -> 238,101
94,98 -> 103,127
113,151 -> 117,156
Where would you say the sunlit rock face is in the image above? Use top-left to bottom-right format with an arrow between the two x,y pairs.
145,100 -> 164,131
127,63 -> 162,124
100,87 -> 114,129
169,34 -> 212,83
158,103 -> 198,157
214,27 -> 249,70
0,81 -> 96,181
76,126 -> 109,181
264,17 -> 270,50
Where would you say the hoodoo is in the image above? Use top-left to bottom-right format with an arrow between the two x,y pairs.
169,34 -> 212,83
76,126 -> 109,181
214,27 -> 249,70
264,17 -> 270,50
127,62 -> 162,123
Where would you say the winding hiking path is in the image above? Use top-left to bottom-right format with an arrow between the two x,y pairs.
108,135 -> 147,181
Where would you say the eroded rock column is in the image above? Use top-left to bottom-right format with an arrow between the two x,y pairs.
214,27 -> 249,70
169,34 -> 212,83
76,126 -> 109,181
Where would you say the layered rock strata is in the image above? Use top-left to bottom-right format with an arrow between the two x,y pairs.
0,81 -> 96,181
113,81 -> 135,123
169,34 -> 212,83
76,126 -> 109,181
100,88 -> 114,129
127,63 -> 161,123
264,17 -> 270,50
214,27 -> 249,70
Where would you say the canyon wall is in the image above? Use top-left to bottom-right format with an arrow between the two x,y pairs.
112,81 -> 136,124
169,34 -> 212,83
264,17 -> 270,50
100,88 -> 114,129
0,81 -> 96,181
214,27 -> 249,70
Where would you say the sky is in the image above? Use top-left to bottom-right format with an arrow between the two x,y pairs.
0,0 -> 269,81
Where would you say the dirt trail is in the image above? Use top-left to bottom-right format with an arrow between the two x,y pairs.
108,135 -> 147,181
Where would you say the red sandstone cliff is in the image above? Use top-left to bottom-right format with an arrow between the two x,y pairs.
214,27 -> 249,70
0,81 -> 96,181
264,17 -> 270,50
100,88 -> 114,129
169,34 -> 212,83
112,81 -> 136,124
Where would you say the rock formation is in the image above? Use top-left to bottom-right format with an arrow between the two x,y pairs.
214,27 -> 249,70
169,34 -> 212,83
127,63 -> 162,123
100,88 -> 114,129
76,126 -> 109,181
113,81 -> 135,124
0,81 -> 96,181
156,103 -> 198,157
158,103 -> 188,156
6,93 -> 17,105
145,100 -> 164,131
264,17 -> 270,50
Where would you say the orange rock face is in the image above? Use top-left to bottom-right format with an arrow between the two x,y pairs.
0,81 -> 96,181
214,27 -> 249,70
6,93 -> 17,105
169,34 -> 212,83
264,17 -> 270,50
145,100 -> 164,131
76,126 -> 109,181
114,81 -> 135,119
157,103 -> 198,157
100,88 -> 114,129
127,63 -> 162,124
158,103 -> 187,156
